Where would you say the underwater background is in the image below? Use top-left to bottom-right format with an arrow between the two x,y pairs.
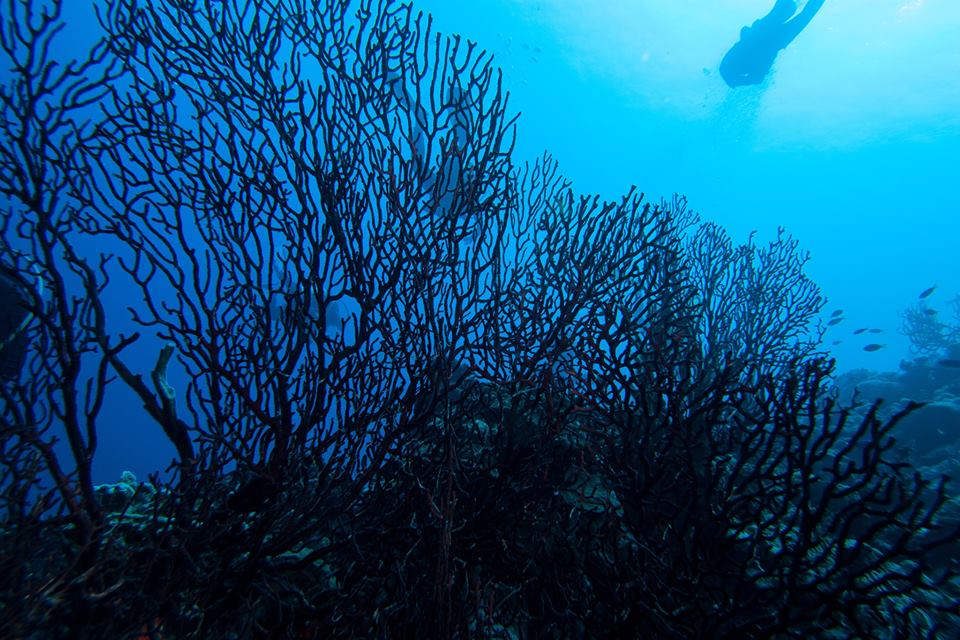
415,0 -> 960,372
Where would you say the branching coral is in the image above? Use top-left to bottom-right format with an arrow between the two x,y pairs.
1,1 -> 957,638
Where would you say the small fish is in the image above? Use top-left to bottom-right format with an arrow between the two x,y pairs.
936,359 -> 960,368
853,328 -> 868,335
863,343 -> 885,352
0,276 -> 29,380
922,309 -> 938,316
830,309 -> 844,318
831,340 -> 843,346
919,285 -> 936,299
827,317 -> 844,326
868,328 -> 884,334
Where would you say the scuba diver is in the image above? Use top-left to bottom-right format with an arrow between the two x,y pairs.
720,0 -> 825,88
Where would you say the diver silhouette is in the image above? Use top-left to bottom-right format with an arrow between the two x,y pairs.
720,0 -> 825,88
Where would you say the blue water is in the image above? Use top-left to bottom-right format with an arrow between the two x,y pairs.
418,0 -> 960,374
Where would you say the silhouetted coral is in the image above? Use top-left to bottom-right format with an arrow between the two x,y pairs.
2,1 -> 958,638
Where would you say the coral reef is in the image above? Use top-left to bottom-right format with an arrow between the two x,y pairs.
1,0 -> 958,638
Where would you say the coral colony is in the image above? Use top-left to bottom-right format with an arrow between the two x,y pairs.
1,0 -> 958,637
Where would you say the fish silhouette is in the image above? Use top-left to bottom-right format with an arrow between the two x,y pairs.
0,275 -> 29,380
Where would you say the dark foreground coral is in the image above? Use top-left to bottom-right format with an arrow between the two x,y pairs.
1,0 -> 958,637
